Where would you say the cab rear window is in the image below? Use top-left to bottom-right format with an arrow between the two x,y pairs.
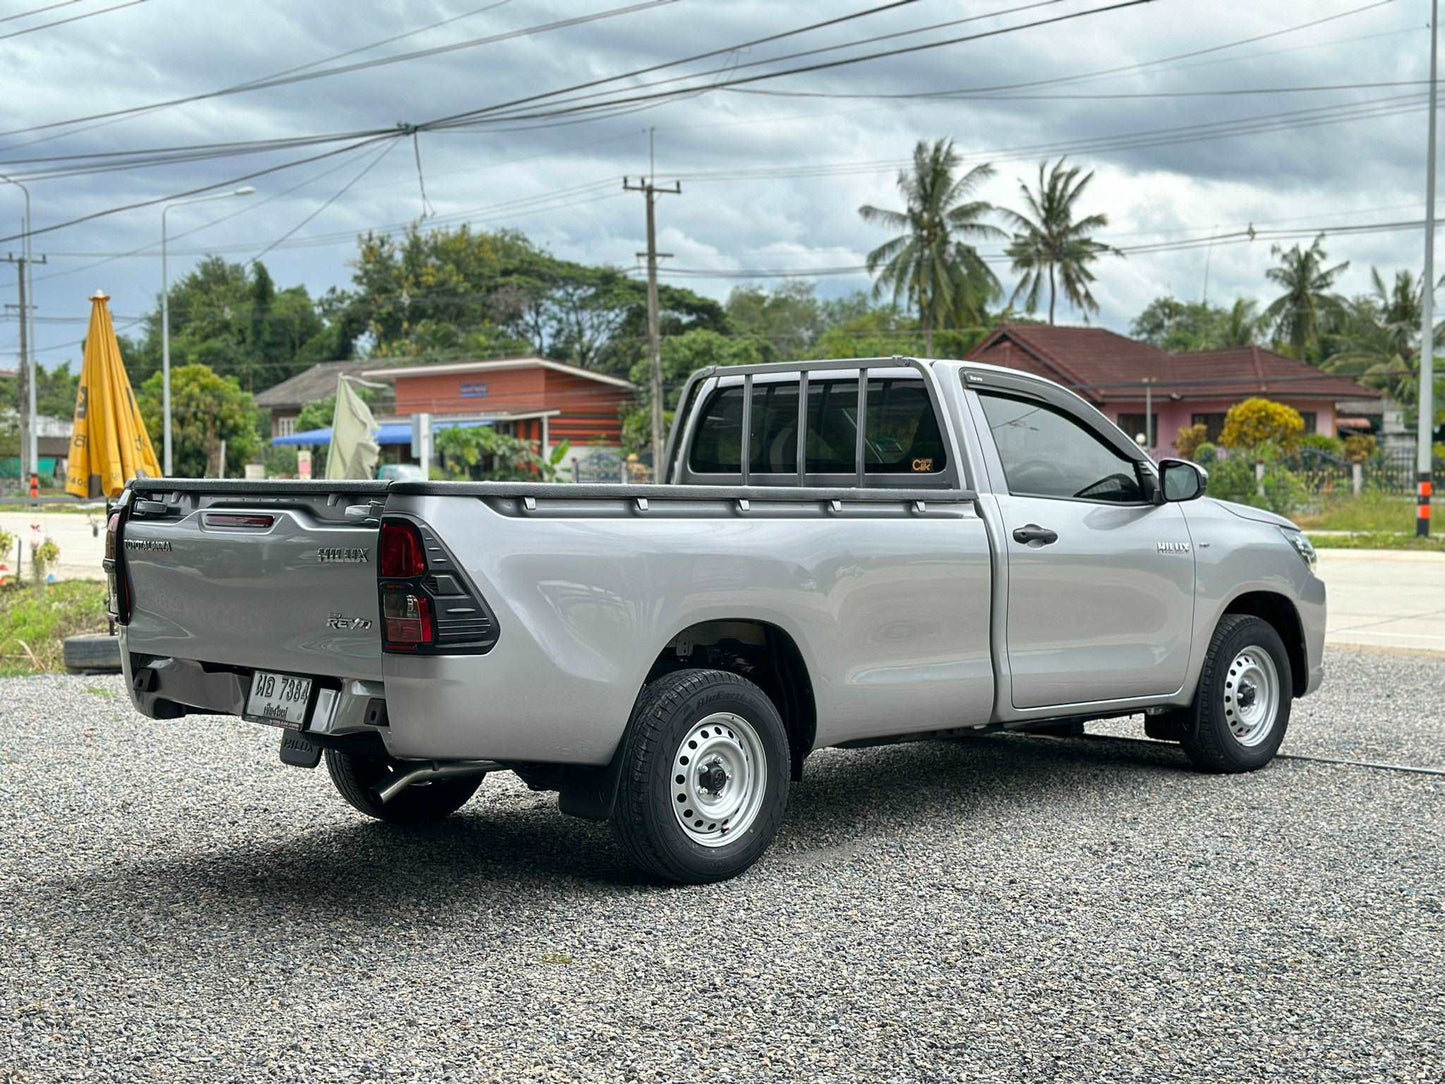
688,377 -> 946,478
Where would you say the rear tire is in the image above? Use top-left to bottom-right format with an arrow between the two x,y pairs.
611,669 -> 789,884
324,747 -> 483,824
1179,614 -> 1292,773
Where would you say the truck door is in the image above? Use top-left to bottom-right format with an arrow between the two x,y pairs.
969,388 -> 1195,710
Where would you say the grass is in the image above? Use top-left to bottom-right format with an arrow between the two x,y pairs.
0,580 -> 110,676
1309,532 -> 1445,552
1295,492 -> 1439,533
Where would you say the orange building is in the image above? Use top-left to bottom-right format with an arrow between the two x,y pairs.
364,357 -> 635,469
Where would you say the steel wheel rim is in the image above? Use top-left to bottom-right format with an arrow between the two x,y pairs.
1223,645 -> 1280,747
670,712 -> 767,848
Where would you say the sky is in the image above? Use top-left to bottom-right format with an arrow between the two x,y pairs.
0,0 -> 1438,374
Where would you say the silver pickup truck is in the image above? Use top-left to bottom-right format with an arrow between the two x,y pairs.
111,357 -> 1324,883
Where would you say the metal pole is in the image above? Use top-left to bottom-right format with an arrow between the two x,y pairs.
1144,378 -> 1155,452
1421,0 -> 1440,537
161,205 -> 172,476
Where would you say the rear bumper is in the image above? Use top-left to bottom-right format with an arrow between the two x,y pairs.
120,634 -> 386,736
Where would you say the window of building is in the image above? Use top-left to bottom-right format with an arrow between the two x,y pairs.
979,392 -> 1144,503
1115,413 -> 1157,445
274,415 -> 297,438
1191,413 -> 1228,442
688,377 -> 946,478
1299,411 -> 1317,434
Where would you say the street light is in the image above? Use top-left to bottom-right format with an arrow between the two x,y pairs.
1,172 -> 34,489
160,186 -> 254,475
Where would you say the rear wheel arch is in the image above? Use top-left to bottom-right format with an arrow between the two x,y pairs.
1220,590 -> 1308,697
645,618 -> 817,780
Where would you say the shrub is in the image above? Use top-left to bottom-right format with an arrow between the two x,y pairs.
1174,423 -> 1208,460
1192,441 -> 1218,467
1300,433 -> 1345,457
1342,434 -> 1377,464
1219,398 -> 1305,453
1204,444 -> 1306,516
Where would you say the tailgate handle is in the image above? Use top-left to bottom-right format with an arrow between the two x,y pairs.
345,501 -> 384,521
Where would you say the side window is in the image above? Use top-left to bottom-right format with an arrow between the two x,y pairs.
978,392 -> 1143,503
866,380 -> 946,473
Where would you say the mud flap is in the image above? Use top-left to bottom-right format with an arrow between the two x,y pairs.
279,730 -> 323,769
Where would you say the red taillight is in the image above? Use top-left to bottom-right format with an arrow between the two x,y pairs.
382,587 -> 433,647
380,520 -> 427,578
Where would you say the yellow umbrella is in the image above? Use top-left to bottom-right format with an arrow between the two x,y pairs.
66,290 -> 161,499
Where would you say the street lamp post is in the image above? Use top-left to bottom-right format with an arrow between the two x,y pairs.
160,186 -> 254,475
1,172 -> 34,488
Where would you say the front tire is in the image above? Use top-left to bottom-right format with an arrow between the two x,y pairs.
611,669 -> 790,884
324,747 -> 483,824
1179,614 -> 1293,773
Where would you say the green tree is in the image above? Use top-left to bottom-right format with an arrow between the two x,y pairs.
133,257 -> 327,390
859,139 -> 1003,357
344,224 -> 723,378
137,363 -> 261,477
1131,296 -> 1262,352
1262,235 -> 1348,360
725,281 -> 826,358
1323,269 -> 1445,418
622,329 -> 766,454
434,425 -> 567,481
1005,158 -> 1117,324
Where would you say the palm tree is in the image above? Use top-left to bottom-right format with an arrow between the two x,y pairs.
1218,297 -> 1264,348
1322,266 -> 1440,407
1004,158 -> 1117,324
859,139 -> 1005,357
1262,235 -> 1348,360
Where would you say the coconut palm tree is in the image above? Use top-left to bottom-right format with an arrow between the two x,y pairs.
1004,158 -> 1117,324
1323,267 -> 1440,408
858,139 -> 1005,357
1218,297 -> 1265,348
1262,235 -> 1348,360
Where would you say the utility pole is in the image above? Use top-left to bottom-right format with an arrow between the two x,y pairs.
624,159 -> 680,477
4,252 -> 45,495
1420,0 -> 1439,537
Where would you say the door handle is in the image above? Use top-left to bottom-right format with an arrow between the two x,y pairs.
1012,524 -> 1058,545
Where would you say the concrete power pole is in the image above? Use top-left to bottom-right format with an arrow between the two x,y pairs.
4,252 -> 45,495
1420,0 -> 1440,537
623,173 -> 680,477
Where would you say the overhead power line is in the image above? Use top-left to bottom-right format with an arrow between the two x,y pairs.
0,0 -> 85,24
0,1 -> 675,141
0,0 -> 145,41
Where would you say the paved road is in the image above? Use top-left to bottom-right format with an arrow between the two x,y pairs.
2,647 -> 1441,1083
0,510 -> 106,583
1316,549 -> 1445,654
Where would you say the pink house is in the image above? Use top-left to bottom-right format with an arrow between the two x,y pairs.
968,325 -> 1378,455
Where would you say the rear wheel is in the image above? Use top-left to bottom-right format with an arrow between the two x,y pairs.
1179,614 -> 1293,773
324,747 -> 483,824
611,669 -> 789,884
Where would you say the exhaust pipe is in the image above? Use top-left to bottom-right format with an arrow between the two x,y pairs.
375,759 -> 500,803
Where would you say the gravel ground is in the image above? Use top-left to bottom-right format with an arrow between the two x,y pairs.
2,646 -> 1442,1083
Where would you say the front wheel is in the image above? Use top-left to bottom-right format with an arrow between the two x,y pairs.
1179,614 -> 1293,773
611,669 -> 790,884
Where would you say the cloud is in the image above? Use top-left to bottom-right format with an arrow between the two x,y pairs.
0,0 -> 1434,367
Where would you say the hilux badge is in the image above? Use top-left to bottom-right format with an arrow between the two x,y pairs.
1157,541 -> 1191,554
318,547 -> 369,563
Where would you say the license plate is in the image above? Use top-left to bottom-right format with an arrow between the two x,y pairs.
245,670 -> 314,729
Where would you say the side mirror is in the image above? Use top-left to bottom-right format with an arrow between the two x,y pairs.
1159,458 -> 1207,502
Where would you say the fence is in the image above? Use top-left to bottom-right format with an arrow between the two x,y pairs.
1365,448 -> 1419,494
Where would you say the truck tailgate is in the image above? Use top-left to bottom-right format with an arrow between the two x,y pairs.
120,483 -> 386,680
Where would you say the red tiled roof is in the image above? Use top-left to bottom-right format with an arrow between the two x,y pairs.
967,324 -> 1378,402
